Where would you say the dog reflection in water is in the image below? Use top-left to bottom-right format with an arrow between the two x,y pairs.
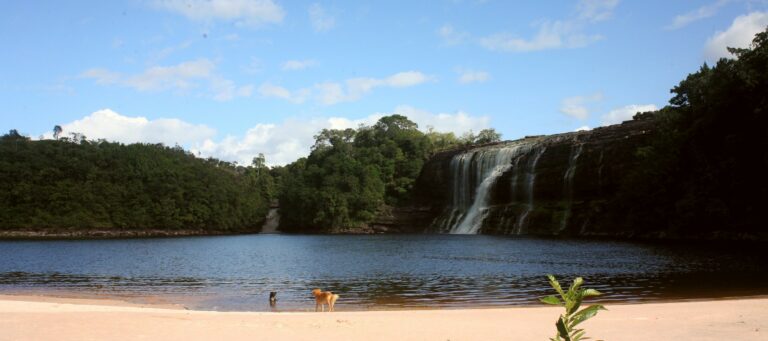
311,289 -> 339,312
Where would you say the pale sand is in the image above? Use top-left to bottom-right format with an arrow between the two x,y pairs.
0,295 -> 766,340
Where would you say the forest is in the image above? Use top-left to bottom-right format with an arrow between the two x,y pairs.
0,116 -> 499,234
613,28 -> 768,236
1,28 -> 766,238
0,134 -> 274,232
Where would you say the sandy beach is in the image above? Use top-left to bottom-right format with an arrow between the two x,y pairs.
0,295 -> 765,340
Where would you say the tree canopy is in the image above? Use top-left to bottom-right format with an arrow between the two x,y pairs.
615,27 -> 768,235
278,115 -> 499,232
0,135 -> 273,232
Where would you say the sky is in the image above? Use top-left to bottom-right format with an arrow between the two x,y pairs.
2,0 -> 768,166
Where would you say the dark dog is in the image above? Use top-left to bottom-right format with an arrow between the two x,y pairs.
269,291 -> 277,307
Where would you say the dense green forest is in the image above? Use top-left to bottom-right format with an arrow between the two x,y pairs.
615,28 -> 768,236
276,116 -> 501,232
1,29 -> 765,238
0,117 -> 499,234
0,133 -> 274,232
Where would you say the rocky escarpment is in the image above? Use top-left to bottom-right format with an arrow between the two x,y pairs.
390,116 -> 658,236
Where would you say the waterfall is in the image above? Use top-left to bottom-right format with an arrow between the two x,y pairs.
261,207 -> 280,234
438,152 -> 475,230
513,146 -> 547,234
559,143 -> 583,232
442,144 -> 531,234
436,139 -> 589,235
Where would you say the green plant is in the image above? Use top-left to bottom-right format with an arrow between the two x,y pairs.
540,275 -> 606,341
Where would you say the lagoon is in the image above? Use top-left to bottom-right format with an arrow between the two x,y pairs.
0,235 -> 765,311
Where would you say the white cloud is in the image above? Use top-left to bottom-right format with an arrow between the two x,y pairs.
80,68 -> 121,85
42,109 -> 216,145
196,106 -> 489,166
576,0 -> 620,22
308,3 -> 335,32
480,20 -> 603,52
666,0 -> 731,30
124,59 -> 215,91
601,104 -> 658,125
457,69 -> 490,84
438,24 -> 470,45
259,71 -> 432,105
560,93 -> 604,120
257,83 -> 309,103
314,82 -> 347,105
281,59 -> 318,71
319,72 -> 431,104
386,105 -> 491,136
211,79 -> 254,101
46,107 -> 488,167
705,11 -> 768,60
81,59 -> 253,101
152,0 -> 284,27
149,40 -> 194,64
479,0 -> 616,52
575,125 -> 591,131
384,71 -> 430,87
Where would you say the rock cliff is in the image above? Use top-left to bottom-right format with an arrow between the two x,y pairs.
385,116 -> 658,236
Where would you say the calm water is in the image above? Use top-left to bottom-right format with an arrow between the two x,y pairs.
0,235 -> 766,311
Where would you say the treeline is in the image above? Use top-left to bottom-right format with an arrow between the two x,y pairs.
615,28 -> 768,236
276,115 -> 501,232
0,133 -> 274,232
0,117 -> 499,234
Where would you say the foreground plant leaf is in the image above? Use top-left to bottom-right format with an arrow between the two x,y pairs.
542,275 -> 606,341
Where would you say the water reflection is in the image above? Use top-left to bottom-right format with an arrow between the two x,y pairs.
0,235 -> 766,311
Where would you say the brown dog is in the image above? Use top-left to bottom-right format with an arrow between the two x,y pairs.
311,288 -> 339,312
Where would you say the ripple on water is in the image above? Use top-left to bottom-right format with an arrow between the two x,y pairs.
0,235 -> 766,311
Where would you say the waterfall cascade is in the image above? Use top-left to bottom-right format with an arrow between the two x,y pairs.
559,144 -> 583,232
415,117 -> 657,236
436,141 -> 544,234
513,146 -> 546,234
449,145 -> 530,234
436,135 -> 591,235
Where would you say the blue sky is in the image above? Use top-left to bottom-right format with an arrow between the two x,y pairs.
2,0 -> 767,165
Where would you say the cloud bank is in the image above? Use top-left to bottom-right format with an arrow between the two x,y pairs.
478,0 -> 618,52
601,104 -> 658,125
705,11 -> 768,60
81,59 -> 253,101
258,71 -> 432,105
42,109 -> 216,145
47,107 -> 489,167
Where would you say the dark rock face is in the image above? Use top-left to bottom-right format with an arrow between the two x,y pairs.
391,117 -> 657,236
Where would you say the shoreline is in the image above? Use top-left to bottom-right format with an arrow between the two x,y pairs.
3,290 -> 768,313
0,229 -> 262,240
2,230 -> 767,242
1,295 -> 765,340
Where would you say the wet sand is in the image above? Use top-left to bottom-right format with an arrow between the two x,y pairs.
0,294 -> 766,340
